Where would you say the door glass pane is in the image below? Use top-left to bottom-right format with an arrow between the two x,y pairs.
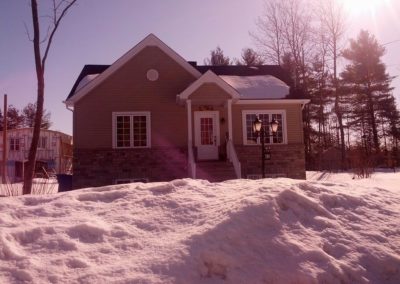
200,117 -> 213,145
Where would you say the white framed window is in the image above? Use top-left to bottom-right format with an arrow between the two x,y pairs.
112,112 -> 151,149
38,137 -> 47,149
242,110 -> 287,145
10,138 -> 20,151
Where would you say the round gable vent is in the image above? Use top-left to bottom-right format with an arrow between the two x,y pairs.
146,69 -> 159,81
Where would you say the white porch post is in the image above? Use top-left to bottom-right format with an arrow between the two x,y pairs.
186,100 -> 192,147
227,99 -> 233,140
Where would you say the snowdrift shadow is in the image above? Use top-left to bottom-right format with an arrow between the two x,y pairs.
163,183 -> 400,283
163,198 -> 341,283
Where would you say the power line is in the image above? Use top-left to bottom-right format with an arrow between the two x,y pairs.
382,39 -> 400,46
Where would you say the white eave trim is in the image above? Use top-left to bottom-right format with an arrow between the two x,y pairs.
236,99 -> 310,108
177,70 -> 240,103
65,34 -> 202,106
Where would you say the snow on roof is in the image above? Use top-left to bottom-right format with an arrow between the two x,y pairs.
1,171 -> 399,282
75,74 -> 99,93
220,75 -> 289,99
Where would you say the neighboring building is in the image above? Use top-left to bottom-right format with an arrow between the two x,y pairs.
65,34 -> 309,189
0,128 -> 72,182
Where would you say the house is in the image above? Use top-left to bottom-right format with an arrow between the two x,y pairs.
65,34 -> 309,189
0,128 -> 72,182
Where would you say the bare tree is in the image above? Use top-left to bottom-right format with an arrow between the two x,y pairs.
252,0 -> 314,84
23,0 -> 77,195
317,0 -> 348,169
251,0 -> 285,65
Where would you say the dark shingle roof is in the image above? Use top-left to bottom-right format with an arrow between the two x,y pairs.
67,65 -> 109,100
194,65 -> 291,85
66,63 -> 292,100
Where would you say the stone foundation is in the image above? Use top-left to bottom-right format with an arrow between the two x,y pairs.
73,147 -> 188,189
235,143 -> 306,179
73,144 -> 306,189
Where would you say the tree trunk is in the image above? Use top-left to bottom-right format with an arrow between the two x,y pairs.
23,0 -> 44,195
368,95 -> 380,153
333,45 -> 346,170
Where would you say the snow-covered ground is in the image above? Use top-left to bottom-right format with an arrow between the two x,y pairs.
0,171 -> 399,283
0,179 -> 58,196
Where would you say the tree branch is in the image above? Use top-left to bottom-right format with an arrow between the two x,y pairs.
41,0 -> 77,69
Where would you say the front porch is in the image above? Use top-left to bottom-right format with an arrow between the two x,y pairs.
177,70 -> 242,180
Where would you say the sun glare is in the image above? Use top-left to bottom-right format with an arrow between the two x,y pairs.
339,0 -> 391,15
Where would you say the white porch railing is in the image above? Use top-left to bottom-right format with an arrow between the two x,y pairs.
188,140 -> 196,179
227,139 -> 241,178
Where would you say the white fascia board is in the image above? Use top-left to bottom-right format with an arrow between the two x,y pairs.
65,34 -> 202,106
236,99 -> 310,106
178,70 -> 240,101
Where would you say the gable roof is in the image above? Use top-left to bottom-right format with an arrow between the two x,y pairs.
178,70 -> 240,102
65,34 -> 202,106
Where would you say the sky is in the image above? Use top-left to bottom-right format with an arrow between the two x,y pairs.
1,0 -> 400,135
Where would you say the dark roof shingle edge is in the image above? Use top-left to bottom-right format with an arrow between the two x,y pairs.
66,65 -> 109,100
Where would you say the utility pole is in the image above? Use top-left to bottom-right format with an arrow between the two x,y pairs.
2,94 -> 7,184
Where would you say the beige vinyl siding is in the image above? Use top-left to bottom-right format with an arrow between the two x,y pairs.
74,46 -> 196,148
231,103 -> 304,145
189,83 -> 231,146
189,83 -> 231,105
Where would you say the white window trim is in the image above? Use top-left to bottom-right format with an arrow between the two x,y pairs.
247,173 -> 287,179
242,110 -> 287,145
38,136 -> 47,149
112,111 -> 151,149
114,178 -> 149,184
10,138 -> 20,151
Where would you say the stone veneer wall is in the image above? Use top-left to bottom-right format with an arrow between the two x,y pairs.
235,143 -> 306,179
73,147 -> 188,189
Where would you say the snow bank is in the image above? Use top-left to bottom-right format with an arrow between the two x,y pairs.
0,175 -> 399,283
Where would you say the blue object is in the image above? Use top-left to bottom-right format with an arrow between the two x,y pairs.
56,174 -> 73,192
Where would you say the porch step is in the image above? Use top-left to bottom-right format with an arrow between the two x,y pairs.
196,160 -> 237,182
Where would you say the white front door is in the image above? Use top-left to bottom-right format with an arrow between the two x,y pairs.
194,111 -> 220,160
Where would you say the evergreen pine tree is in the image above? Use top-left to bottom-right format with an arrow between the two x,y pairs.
340,30 -> 394,153
204,46 -> 231,65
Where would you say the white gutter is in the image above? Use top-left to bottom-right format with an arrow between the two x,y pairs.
63,100 -> 74,112
236,99 -> 310,105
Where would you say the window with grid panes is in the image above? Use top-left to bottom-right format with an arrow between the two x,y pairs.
38,137 -> 47,149
10,138 -> 20,151
113,112 -> 150,148
242,110 -> 285,145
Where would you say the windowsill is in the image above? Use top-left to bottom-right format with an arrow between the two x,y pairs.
113,146 -> 151,149
243,142 -> 287,146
